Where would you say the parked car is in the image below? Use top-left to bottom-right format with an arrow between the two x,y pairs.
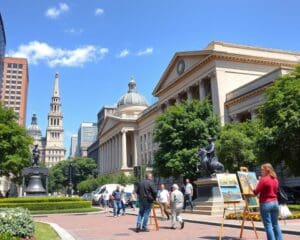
81,192 -> 92,201
281,186 -> 296,204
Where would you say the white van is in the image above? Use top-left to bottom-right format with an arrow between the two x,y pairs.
92,184 -> 121,205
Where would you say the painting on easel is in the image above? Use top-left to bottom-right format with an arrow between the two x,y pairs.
237,171 -> 259,207
216,173 -> 243,202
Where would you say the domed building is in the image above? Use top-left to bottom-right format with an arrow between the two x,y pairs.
27,113 -> 43,148
97,78 -> 150,175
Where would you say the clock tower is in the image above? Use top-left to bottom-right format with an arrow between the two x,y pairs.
44,73 -> 66,167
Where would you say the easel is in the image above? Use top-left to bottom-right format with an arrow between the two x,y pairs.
238,167 -> 259,240
219,201 -> 242,240
239,194 -> 259,240
148,204 -> 159,231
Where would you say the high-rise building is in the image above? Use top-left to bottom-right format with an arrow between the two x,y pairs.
0,57 -> 29,126
69,134 -> 79,158
78,122 -> 98,157
44,73 -> 66,167
0,13 -> 6,88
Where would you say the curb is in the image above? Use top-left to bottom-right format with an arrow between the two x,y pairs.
37,221 -> 75,240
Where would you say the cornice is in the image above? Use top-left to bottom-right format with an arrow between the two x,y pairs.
225,83 -> 272,107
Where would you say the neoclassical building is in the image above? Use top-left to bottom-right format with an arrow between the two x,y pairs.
91,41 -> 300,177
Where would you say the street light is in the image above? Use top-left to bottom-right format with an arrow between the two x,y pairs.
67,162 -> 74,196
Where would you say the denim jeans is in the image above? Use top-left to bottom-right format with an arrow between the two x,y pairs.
260,201 -> 283,240
136,201 -> 152,230
113,200 -> 122,216
183,194 -> 193,210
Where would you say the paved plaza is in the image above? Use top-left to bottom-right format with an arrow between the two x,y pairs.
34,210 -> 300,240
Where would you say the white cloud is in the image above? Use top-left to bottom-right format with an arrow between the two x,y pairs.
137,47 -> 153,56
64,28 -> 83,34
116,49 -> 130,58
8,41 -> 109,67
45,3 -> 70,19
95,8 -> 104,16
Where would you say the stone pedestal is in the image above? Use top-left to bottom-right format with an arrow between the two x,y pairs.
192,177 -> 224,216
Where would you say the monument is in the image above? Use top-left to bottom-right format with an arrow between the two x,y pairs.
193,137 -> 225,215
22,145 -> 48,196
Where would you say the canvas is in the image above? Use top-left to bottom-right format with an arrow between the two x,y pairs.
216,173 -> 243,202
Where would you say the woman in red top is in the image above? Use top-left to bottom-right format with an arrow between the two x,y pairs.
253,163 -> 282,240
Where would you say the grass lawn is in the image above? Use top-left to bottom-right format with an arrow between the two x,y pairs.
35,222 -> 60,240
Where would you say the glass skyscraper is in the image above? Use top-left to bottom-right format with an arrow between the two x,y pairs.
0,13 -> 6,91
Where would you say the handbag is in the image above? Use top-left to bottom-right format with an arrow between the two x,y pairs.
279,204 -> 292,219
277,186 -> 288,204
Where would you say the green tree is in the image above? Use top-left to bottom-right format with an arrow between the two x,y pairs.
0,104 -> 32,179
256,66 -> 300,174
216,120 -> 260,172
48,157 -> 97,193
153,99 -> 220,179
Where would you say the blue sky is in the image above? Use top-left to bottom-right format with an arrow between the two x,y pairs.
1,0 -> 300,155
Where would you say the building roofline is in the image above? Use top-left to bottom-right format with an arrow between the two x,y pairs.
206,41 -> 300,56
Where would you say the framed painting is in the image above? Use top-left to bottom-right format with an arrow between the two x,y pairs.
237,171 -> 259,207
216,173 -> 243,203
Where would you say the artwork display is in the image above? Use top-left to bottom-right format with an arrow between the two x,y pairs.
216,173 -> 243,202
237,171 -> 259,207
237,171 -> 258,195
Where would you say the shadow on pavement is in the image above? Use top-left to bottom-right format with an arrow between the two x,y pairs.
198,237 -> 241,240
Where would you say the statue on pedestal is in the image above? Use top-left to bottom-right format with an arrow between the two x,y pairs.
197,137 -> 224,177
32,145 -> 40,167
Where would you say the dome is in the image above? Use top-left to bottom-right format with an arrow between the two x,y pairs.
117,78 -> 148,107
27,113 -> 42,137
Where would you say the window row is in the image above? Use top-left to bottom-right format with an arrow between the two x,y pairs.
7,63 -> 23,69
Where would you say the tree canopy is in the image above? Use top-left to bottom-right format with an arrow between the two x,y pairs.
153,99 -> 220,179
256,65 -> 300,174
0,104 -> 32,179
216,120 -> 260,172
48,157 -> 97,193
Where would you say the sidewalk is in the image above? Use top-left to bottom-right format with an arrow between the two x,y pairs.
33,208 -> 300,240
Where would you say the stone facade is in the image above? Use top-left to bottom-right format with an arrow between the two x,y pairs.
91,41 -> 300,177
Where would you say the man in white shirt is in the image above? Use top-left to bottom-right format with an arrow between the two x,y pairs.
183,179 -> 194,211
170,184 -> 184,229
157,184 -> 170,220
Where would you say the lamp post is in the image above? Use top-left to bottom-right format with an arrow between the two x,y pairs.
67,162 -> 74,196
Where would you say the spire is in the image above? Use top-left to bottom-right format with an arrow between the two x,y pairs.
53,72 -> 60,97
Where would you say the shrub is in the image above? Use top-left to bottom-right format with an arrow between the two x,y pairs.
0,207 -> 34,238
0,201 -> 91,211
0,196 -> 84,203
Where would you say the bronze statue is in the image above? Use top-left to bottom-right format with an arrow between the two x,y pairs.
32,145 -> 40,167
197,137 -> 224,177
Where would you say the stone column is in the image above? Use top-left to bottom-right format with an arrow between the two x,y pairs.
133,131 -> 138,166
199,80 -> 205,100
187,87 -> 193,100
121,129 -> 127,169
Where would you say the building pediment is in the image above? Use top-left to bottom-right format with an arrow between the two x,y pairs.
152,50 -> 211,97
99,115 -> 121,137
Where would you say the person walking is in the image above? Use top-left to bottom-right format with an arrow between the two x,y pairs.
112,185 -> 122,217
157,183 -> 170,220
183,179 -> 193,211
170,184 -> 184,229
135,173 -> 157,233
252,163 -> 283,240
102,190 -> 110,215
120,187 -> 126,215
